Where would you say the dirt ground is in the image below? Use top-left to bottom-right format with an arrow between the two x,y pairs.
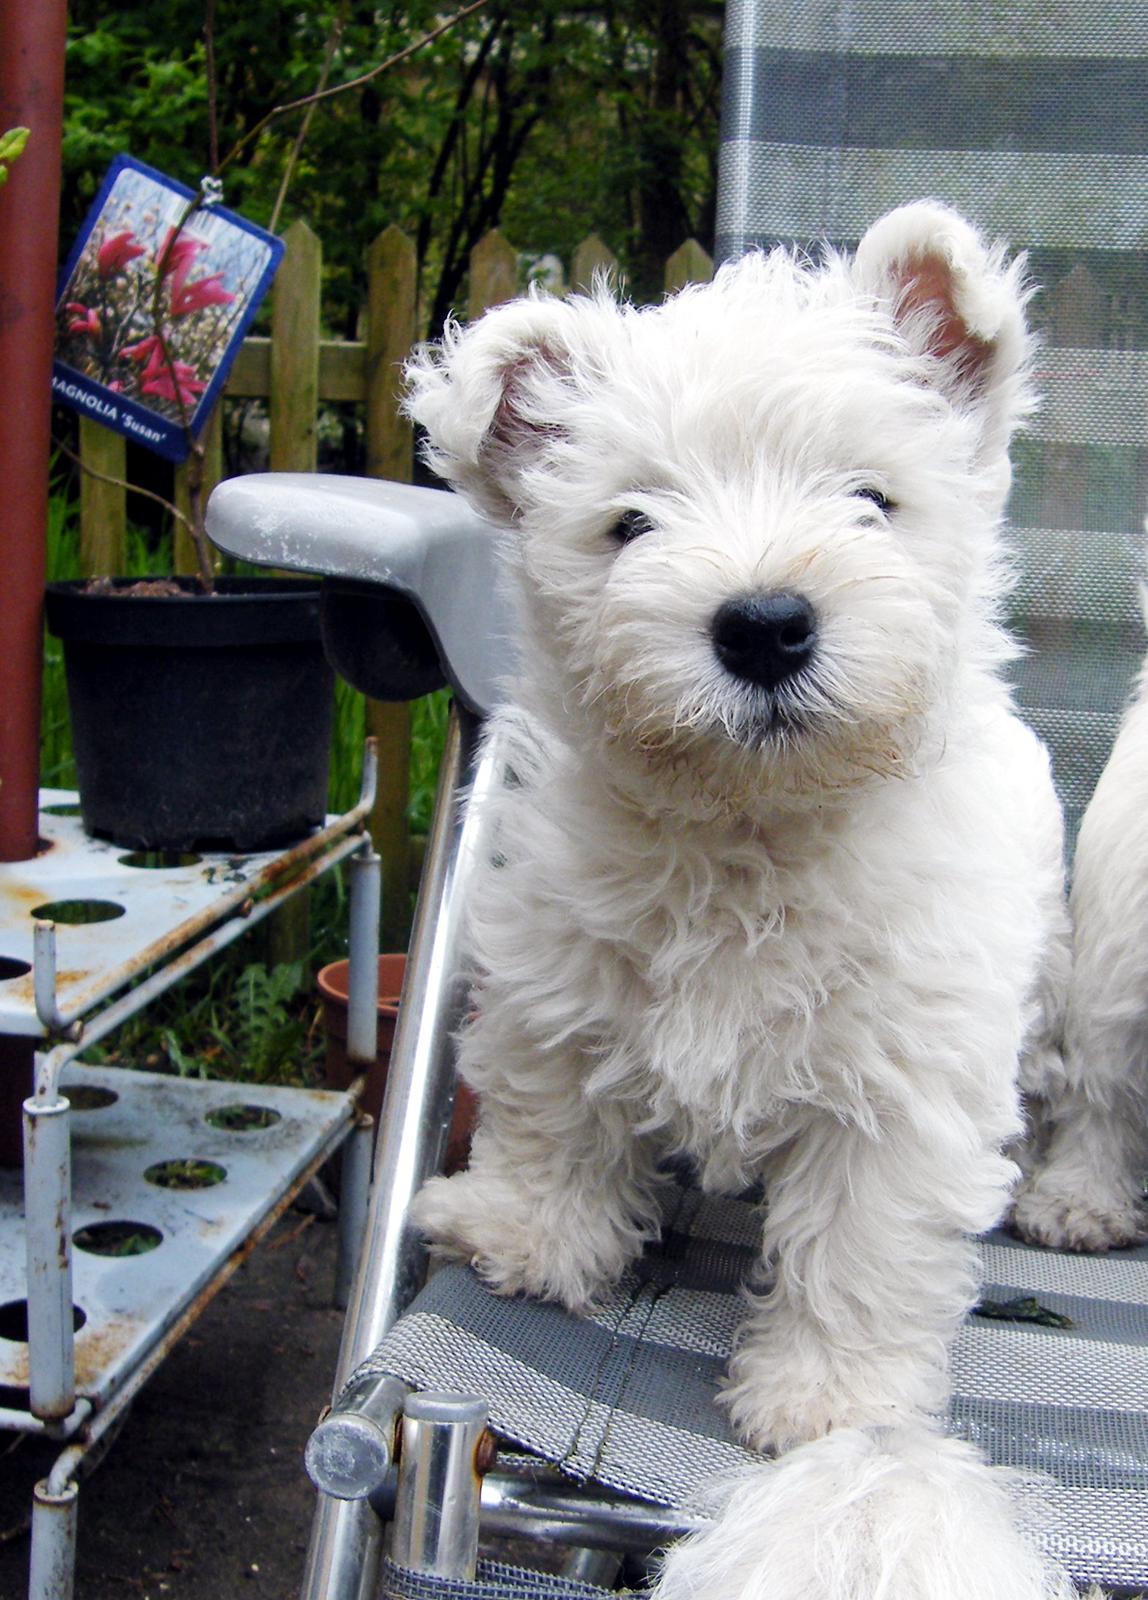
0,1205 -> 345,1600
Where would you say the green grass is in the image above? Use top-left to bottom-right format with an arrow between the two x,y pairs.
42,481 -> 450,1086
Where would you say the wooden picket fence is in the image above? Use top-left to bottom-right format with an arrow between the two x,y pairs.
73,221 -> 715,949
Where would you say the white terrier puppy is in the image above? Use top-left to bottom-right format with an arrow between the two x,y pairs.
1013,632 -> 1148,1254
405,203 -> 1072,1598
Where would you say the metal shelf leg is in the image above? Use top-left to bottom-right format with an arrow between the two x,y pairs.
335,1115 -> 374,1311
23,1093 -> 75,1420
29,1479 -> 78,1600
346,843 -> 381,1070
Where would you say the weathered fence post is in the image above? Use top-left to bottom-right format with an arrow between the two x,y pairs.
78,419 -> 126,576
570,233 -> 618,296
365,225 -> 418,952
267,219 -> 322,968
270,219 -> 322,473
664,238 -> 714,294
469,230 -> 518,319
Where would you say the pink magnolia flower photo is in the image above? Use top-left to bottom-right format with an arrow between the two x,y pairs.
96,229 -> 146,278
53,155 -> 282,459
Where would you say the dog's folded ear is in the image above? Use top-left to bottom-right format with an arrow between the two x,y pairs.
404,294 -> 582,525
853,202 -> 1032,452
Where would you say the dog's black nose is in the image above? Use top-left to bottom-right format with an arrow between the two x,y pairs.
711,592 -> 817,690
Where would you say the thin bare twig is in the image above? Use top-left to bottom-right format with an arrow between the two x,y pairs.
268,9 -> 346,236
217,0 -> 490,176
149,192 -> 216,590
204,0 -> 219,172
53,433 -> 192,534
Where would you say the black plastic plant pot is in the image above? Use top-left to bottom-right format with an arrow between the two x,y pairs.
45,577 -> 335,853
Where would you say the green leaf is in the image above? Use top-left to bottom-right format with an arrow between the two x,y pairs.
973,1295 -> 1074,1330
0,126 -> 30,164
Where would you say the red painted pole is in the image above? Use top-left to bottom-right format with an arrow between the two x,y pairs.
0,5 -> 67,863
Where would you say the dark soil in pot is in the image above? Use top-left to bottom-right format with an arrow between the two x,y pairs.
45,576 -> 335,852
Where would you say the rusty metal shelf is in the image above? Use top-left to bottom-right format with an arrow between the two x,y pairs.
0,772 -> 383,1600
0,781 -> 375,1041
0,1063 -> 355,1427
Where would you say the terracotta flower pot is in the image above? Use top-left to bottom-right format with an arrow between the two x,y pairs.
316,952 -> 475,1173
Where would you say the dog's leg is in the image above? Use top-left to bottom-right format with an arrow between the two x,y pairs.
721,1108 -> 1009,1452
1012,702 -> 1148,1250
1012,1086 -> 1146,1251
1016,965 -> 1148,1251
412,1048 -> 662,1312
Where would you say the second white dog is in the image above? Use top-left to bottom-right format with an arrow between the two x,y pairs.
405,203 -> 1072,1598
1013,627 -> 1148,1254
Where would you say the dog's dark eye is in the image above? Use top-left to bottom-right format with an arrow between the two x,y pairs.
854,486 -> 894,515
609,510 -> 655,545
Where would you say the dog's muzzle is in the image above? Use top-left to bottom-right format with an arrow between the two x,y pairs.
711,591 -> 817,692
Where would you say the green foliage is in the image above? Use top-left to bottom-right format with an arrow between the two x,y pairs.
0,126 -> 29,188
61,1 -> 722,336
410,689 -> 451,833
82,932 -> 330,1088
229,959 -> 314,1082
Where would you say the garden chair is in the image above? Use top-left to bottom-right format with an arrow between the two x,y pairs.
207,2 -> 1148,1594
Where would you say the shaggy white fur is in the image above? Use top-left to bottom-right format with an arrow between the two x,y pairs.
404,203 -> 1072,1599
1013,623 -> 1148,1253
653,1423 -> 1079,1600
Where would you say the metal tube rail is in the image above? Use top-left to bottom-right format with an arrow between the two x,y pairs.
29,1479 -> 78,1600
305,1372 -> 410,1501
0,1399 -> 91,1439
333,705 -> 498,1377
477,1467 -> 710,1556
334,1115 -> 375,1312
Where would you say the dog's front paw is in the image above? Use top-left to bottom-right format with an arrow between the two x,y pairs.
411,1168 -> 634,1314
719,1321 -> 934,1453
1010,1173 -> 1147,1253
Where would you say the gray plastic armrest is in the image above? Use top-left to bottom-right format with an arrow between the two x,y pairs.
205,474 -> 514,717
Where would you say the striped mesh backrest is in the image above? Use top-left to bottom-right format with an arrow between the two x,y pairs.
718,0 -> 1148,849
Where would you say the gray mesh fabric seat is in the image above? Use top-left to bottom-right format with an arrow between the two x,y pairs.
207,3 -> 1148,1595
359,1187 -> 1148,1594
719,0 -> 1148,851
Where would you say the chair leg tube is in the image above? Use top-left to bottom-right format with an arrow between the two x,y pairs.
29,1479 -> 78,1600
297,1495 -> 382,1600
562,1549 -> 625,1587
391,1392 -> 488,1582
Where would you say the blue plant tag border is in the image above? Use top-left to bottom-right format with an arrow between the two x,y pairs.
52,154 -> 284,465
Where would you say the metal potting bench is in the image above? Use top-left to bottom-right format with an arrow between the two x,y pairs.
0,746 -> 383,1600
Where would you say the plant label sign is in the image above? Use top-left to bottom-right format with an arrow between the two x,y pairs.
53,155 -> 284,463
